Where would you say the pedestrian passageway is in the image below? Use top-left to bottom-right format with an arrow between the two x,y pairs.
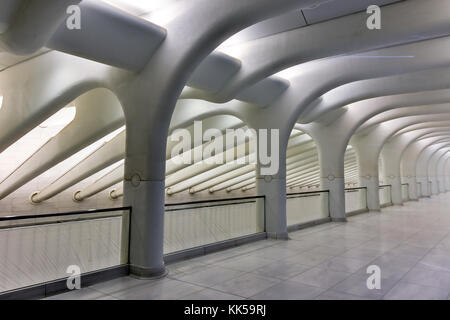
46,193 -> 450,300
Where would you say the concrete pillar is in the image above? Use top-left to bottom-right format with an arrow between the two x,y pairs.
317,141 -> 346,221
238,104 -> 293,239
380,145 -> 403,205
385,175 -> 402,205
360,176 -> 381,211
352,138 -> 381,211
415,175 -> 430,197
321,176 -> 346,221
402,140 -> 429,198
256,175 -> 288,239
120,99 -> 170,278
403,176 -> 418,200
255,127 -> 289,240
115,0 -> 306,278
299,120 -> 350,221
124,179 -> 166,278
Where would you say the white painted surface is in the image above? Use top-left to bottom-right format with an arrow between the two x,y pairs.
401,184 -> 409,201
379,185 -> 392,205
345,189 -> 367,214
164,200 -> 263,254
0,215 -> 123,292
286,193 -> 329,226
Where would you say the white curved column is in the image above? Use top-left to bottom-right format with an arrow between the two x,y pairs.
117,0 -> 317,278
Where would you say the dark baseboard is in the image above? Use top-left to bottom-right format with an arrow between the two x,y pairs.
164,232 -> 267,265
346,208 -> 370,217
287,217 -> 331,232
0,265 -> 129,300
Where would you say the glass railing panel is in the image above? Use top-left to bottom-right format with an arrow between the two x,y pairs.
0,208 -> 130,293
345,187 -> 367,214
379,185 -> 392,206
401,184 -> 409,201
286,191 -> 329,227
164,196 -> 265,254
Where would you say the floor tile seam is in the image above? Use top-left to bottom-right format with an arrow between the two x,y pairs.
106,277 -> 209,300
169,267 -> 283,299
378,234 -> 445,299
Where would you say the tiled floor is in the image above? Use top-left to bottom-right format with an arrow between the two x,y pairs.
46,193 -> 450,300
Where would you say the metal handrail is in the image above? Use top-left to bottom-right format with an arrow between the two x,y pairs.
165,195 -> 265,207
287,190 -> 329,197
0,206 -> 131,222
286,190 -> 330,219
0,206 -> 133,268
345,187 -> 367,192
165,196 -> 266,232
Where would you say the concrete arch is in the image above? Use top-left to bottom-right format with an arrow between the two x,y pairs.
301,67 -> 450,124
185,0 -> 450,103
436,151 -> 450,192
295,89 -> 450,219
351,106 -> 450,208
402,136 -> 450,197
381,124 -> 450,199
416,140 -> 450,195
0,88 -> 125,201
0,50 -> 128,153
428,147 -> 450,194
443,155 -> 450,190
110,3 -> 325,275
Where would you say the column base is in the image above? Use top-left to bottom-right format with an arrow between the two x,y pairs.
129,264 -> 168,279
267,231 -> 289,240
331,217 -> 347,222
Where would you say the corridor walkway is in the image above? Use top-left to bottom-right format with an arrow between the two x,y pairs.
47,193 -> 450,300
